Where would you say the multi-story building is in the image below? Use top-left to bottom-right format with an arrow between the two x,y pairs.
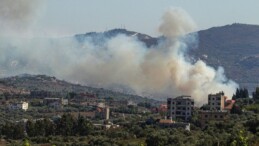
208,92 -> 227,110
199,92 -> 235,128
167,96 -> 194,121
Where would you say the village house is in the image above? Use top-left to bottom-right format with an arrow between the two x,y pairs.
199,110 -> 228,128
199,92 -> 235,128
9,101 -> 29,111
167,96 -> 194,121
208,91 -> 226,110
71,92 -> 104,106
43,97 -> 68,108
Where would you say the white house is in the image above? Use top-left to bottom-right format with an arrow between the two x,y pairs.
9,101 -> 29,111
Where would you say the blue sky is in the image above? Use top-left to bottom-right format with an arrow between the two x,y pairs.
35,0 -> 259,36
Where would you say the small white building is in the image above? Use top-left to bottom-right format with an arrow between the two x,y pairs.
9,101 -> 29,111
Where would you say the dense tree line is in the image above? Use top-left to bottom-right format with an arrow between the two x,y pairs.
0,114 -> 93,139
232,88 -> 249,100
253,87 -> 259,101
232,87 -> 259,101
1,113 -> 259,145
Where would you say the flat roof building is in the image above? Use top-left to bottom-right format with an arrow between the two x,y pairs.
199,110 -> 228,128
167,96 -> 194,121
208,92 -> 227,111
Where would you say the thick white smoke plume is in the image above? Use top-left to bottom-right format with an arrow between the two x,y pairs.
0,0 -> 40,35
0,6 -> 238,105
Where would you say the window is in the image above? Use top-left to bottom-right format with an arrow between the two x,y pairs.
172,112 -> 174,115
212,103 -> 214,105
172,102 -> 175,104
215,115 -> 218,118
218,103 -> 220,105
205,115 -> 208,118
212,98 -> 215,100
220,115 -> 223,118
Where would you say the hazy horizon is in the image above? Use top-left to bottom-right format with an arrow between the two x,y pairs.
1,0 -> 258,37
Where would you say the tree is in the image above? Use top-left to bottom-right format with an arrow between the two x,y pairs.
231,104 -> 242,114
34,120 -> 46,136
1,122 -> 25,139
230,130 -> 249,146
236,88 -> 240,99
76,115 -> 93,136
26,120 -> 36,137
243,88 -> 249,98
146,134 -> 168,146
253,87 -> 259,101
23,139 -> 30,146
233,88 -> 249,100
56,114 -> 75,136
2,122 -> 15,139
13,123 -> 25,139
68,92 -> 77,99
43,118 -> 55,136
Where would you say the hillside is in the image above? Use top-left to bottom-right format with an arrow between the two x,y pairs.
75,24 -> 259,92
3,24 -> 256,97
0,74 -> 160,104
75,28 -> 158,47
193,23 -> 259,90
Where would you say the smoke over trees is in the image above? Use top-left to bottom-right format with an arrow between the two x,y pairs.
0,5 -> 238,105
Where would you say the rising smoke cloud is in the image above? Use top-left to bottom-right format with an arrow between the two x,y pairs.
0,0 -> 40,35
0,5 -> 238,105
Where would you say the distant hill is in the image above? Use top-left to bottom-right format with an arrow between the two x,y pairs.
3,24 -> 258,101
75,28 -> 158,47
193,23 -> 259,91
75,24 -> 259,92
0,74 -> 160,104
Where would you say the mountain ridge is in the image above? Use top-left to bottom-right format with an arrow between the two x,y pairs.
74,23 -> 259,92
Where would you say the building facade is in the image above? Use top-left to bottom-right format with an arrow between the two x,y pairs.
199,110 -> 228,128
43,98 -> 68,108
208,92 -> 226,110
167,96 -> 194,121
9,101 -> 29,111
199,91 -> 235,128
